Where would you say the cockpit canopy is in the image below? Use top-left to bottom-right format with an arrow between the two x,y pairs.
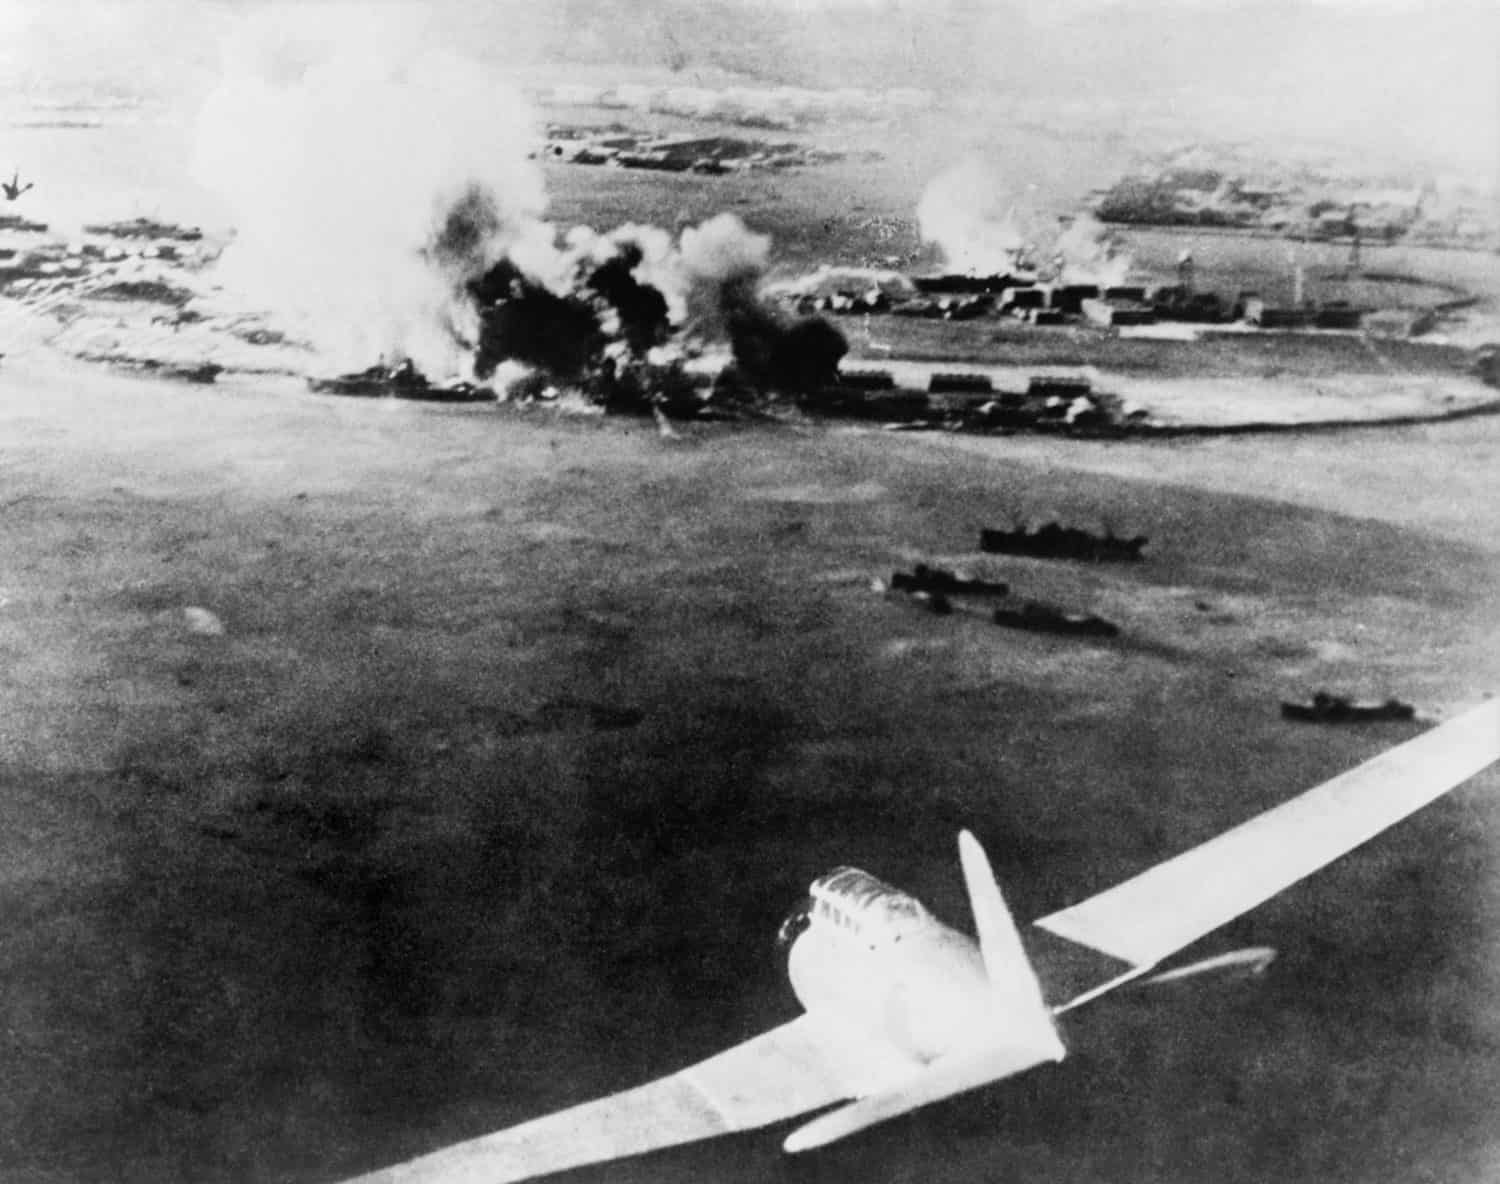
808,866 -> 932,941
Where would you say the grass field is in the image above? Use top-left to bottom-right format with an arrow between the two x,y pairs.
2,352 -> 1499,1184
845,316 -> 1475,378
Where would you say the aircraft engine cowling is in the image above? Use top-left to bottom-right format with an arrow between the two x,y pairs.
776,900 -> 812,952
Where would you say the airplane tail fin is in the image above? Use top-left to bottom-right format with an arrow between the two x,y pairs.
783,833 -> 1063,1154
958,829 -> 1066,1063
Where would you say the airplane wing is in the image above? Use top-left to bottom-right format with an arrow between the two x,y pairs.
1036,699 -> 1500,977
341,1013 -> 922,1184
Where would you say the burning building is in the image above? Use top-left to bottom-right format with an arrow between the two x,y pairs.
191,13 -> 844,412
457,219 -> 846,407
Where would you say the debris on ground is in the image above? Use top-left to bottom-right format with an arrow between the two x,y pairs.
1280,693 -> 1416,723
980,523 -> 1148,562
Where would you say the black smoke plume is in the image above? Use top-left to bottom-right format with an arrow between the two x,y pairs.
468,257 -> 604,381
585,243 -> 670,356
428,182 -> 503,275
451,203 -> 839,408
720,273 -> 847,394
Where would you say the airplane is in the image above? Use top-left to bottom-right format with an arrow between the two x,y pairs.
339,699 -> 1500,1183
2,170 -> 33,201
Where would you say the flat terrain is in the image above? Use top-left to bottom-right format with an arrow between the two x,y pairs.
847,318 -> 1475,377
2,353 -> 1499,1184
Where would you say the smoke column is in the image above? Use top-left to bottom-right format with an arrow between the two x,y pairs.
193,10 -> 833,402
466,211 -> 844,398
675,212 -> 771,333
917,159 -> 1028,276
192,5 -> 546,378
1054,214 -> 1131,288
919,161 -> 1134,286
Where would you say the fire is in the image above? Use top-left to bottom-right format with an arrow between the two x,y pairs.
918,160 -> 1132,286
193,8 -> 843,404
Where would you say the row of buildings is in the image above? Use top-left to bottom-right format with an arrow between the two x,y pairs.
781,271 -> 1406,335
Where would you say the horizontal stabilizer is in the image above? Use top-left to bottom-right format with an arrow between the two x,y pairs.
1141,946 -> 1278,986
783,1039 -> 1057,1154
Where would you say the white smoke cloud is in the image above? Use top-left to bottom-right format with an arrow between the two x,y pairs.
192,5 -> 547,378
916,159 -> 1029,276
674,212 -> 772,332
678,212 -> 772,281
488,212 -> 773,335
191,10 -> 791,384
1053,213 -> 1132,287
918,161 -> 1136,286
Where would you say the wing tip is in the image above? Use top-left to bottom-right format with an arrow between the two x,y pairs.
781,1123 -> 826,1155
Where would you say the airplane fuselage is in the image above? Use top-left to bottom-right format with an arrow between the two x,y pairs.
787,915 -> 992,1064
780,868 -> 999,1065
779,868 -> 1282,1062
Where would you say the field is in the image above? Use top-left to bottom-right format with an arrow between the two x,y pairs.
843,316 -> 1475,377
3,349 -> 1500,1184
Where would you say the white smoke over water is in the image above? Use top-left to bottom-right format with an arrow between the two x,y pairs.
193,6 -> 547,378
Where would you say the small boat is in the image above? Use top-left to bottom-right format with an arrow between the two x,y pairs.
1280,693 -> 1416,723
890,564 -> 1009,598
993,600 -> 1119,638
980,523 -> 1147,562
